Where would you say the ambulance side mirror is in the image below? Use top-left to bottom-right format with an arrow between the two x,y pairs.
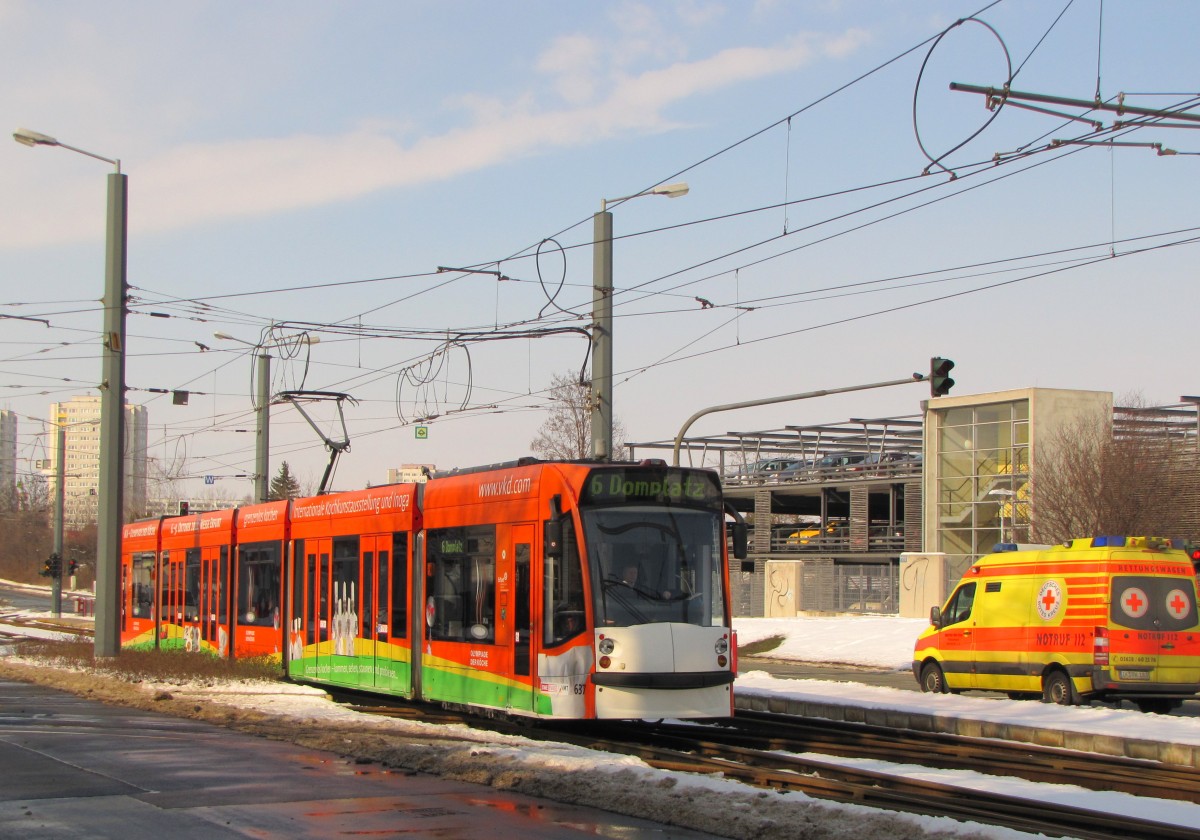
929,605 -> 943,629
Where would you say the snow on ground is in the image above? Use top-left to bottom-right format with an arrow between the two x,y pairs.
3,586 -> 1199,839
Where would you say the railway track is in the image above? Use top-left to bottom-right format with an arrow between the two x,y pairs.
0,614 -> 93,639
339,695 -> 1198,840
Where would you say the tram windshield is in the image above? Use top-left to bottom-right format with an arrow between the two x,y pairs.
583,506 -> 727,628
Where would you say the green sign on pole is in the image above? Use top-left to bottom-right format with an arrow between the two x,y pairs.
415,426 -> 429,440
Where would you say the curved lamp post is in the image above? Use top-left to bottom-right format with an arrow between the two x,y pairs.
14,128 -> 126,657
591,182 -> 688,460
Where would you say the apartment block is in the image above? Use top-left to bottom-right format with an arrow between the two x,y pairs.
47,396 -> 148,527
387,464 -> 435,484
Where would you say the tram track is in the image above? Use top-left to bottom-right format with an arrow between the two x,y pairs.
337,695 -> 1198,840
0,615 -> 93,639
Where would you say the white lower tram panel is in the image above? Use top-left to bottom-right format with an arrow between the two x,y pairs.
589,623 -> 735,719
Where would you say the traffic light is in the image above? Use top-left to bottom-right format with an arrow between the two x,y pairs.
43,553 -> 61,579
178,500 -> 190,515
68,558 -> 78,576
929,357 -> 955,397
39,558 -> 53,578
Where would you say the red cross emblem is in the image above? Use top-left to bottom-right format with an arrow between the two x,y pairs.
1036,581 -> 1063,620
1041,589 -> 1057,612
1166,589 -> 1192,621
1121,587 -> 1149,619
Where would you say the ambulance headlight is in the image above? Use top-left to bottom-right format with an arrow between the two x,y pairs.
598,637 -> 615,655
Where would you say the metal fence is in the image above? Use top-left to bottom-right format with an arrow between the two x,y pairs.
799,562 -> 898,614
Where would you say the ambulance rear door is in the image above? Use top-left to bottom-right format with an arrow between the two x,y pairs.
1109,574 -> 1200,685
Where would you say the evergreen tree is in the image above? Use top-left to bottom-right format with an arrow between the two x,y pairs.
269,461 -> 302,500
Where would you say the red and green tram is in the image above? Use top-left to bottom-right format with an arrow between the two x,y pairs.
120,459 -> 745,720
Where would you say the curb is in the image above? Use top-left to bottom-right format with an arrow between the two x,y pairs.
734,692 -> 1200,768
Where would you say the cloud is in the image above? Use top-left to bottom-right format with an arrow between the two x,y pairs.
537,34 -> 603,105
0,28 -> 868,250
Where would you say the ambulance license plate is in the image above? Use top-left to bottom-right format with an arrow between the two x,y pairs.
1117,670 -> 1150,681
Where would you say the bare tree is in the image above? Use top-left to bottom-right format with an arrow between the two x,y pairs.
530,371 -> 627,461
1032,402 -> 1200,543
0,476 -> 53,583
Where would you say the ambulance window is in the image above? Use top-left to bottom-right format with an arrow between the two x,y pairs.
944,582 -> 976,625
1110,576 -> 1197,632
985,581 -> 1001,593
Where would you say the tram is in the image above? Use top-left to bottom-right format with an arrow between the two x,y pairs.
119,459 -> 747,720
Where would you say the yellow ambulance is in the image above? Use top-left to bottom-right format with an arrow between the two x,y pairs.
913,536 -> 1200,713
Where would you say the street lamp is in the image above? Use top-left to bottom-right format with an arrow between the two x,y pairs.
15,128 -> 126,658
592,182 -> 689,461
214,331 -> 319,502
987,488 -> 1016,544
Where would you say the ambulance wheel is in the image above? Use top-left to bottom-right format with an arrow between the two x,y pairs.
919,662 -> 948,694
1042,670 -> 1077,706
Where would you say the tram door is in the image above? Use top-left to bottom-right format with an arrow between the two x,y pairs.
360,534 -> 386,689
159,550 -> 185,649
511,525 -> 535,712
301,538 -> 332,679
177,547 -> 229,656
199,546 -> 230,657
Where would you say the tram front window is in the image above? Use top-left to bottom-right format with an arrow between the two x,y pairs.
583,507 -> 726,628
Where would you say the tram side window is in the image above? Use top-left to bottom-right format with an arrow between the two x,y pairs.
159,550 -> 174,619
219,546 -> 230,626
184,549 -> 201,621
132,552 -> 155,618
292,538 -> 305,639
332,537 -> 360,654
388,532 -> 409,639
545,518 -> 585,647
237,541 -> 281,627
427,526 -> 495,643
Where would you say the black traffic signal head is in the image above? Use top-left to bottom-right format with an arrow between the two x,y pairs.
930,357 -> 955,397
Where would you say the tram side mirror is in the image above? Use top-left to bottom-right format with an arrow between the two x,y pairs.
929,605 -> 942,629
545,494 -> 564,559
731,522 -> 748,560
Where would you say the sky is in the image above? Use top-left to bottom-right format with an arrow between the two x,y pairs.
3,0 -> 1199,501
3,596 -> 1198,838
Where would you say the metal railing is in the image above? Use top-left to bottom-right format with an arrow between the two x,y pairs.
799,562 -> 898,614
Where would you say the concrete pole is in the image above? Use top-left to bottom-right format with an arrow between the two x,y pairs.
256,351 -> 271,502
591,210 -> 613,461
94,170 -> 127,658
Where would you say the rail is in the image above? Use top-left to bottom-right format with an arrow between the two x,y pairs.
339,694 -> 1200,840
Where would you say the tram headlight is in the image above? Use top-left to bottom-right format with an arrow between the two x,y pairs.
598,637 -> 615,655
714,637 -> 728,656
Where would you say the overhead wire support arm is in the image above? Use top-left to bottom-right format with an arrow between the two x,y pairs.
949,82 -> 1200,124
